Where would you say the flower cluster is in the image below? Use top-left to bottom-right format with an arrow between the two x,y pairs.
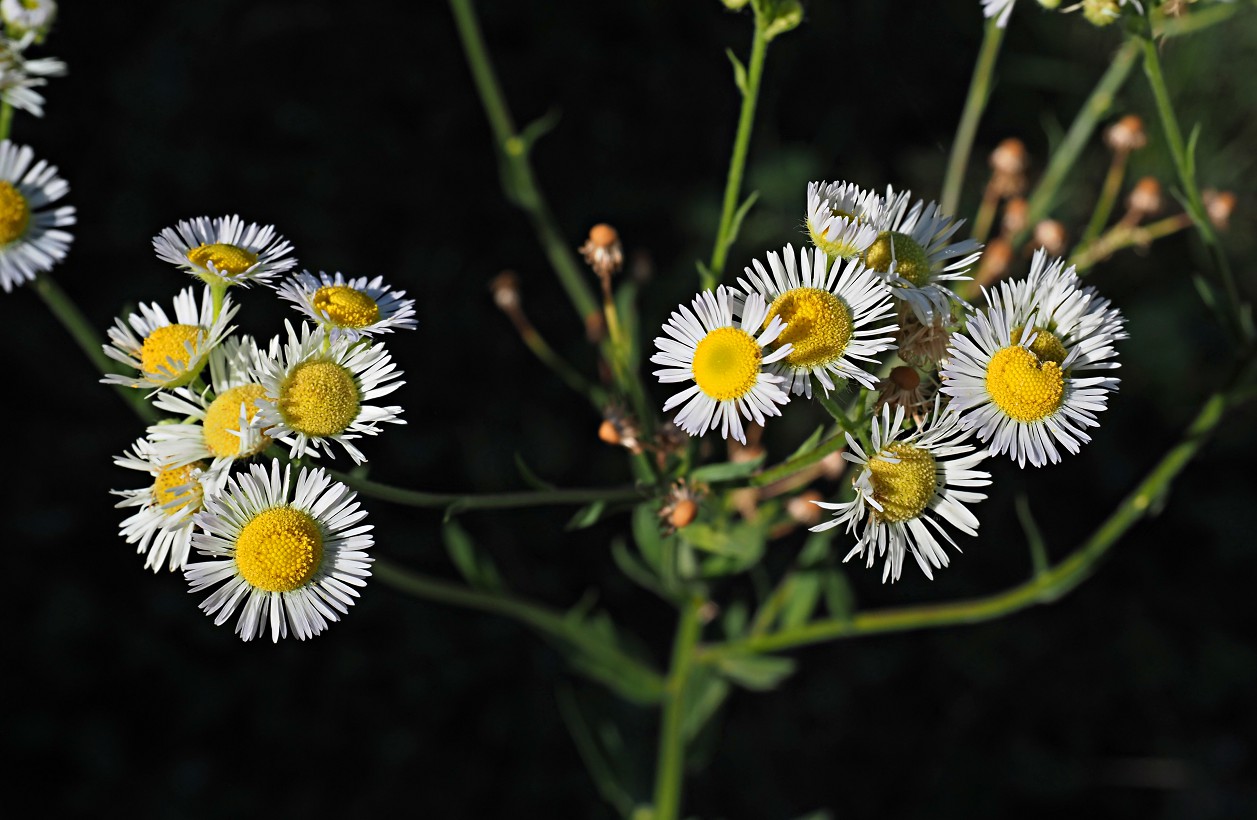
107,214 -> 417,641
653,181 -> 1125,582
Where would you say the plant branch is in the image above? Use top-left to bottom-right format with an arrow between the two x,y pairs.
328,469 -> 648,512
652,595 -> 705,820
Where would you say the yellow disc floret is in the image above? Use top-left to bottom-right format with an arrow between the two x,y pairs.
1011,326 -> 1068,366
765,287 -> 854,369
867,442 -> 937,523
312,285 -> 381,329
186,243 -> 259,276
234,506 -> 324,593
691,326 -> 762,401
140,324 -> 205,380
0,180 -> 31,245
279,360 -> 360,437
203,384 -> 272,458
152,462 -> 206,514
864,231 -> 931,287
985,345 -> 1065,422
807,216 -> 863,260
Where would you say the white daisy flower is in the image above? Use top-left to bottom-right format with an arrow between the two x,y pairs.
811,400 -> 992,583
982,0 -> 1017,27
274,270 -> 417,342
938,258 -> 1124,468
862,191 -> 982,327
0,35 -> 64,117
186,460 -> 373,643
805,180 -> 885,260
112,436 -> 207,573
147,335 -> 273,489
255,321 -> 405,464
153,215 -> 296,287
737,243 -> 898,397
0,140 -> 74,292
101,285 -> 238,392
650,285 -> 793,445
2,0 -> 57,42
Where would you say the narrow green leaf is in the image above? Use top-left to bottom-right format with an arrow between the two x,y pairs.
632,502 -> 666,570
1014,493 -> 1049,578
614,280 -> 641,370
725,47 -> 748,96
567,500 -> 607,531
514,451 -> 556,490
722,600 -> 749,639
1192,273 -> 1219,313
715,652 -> 797,691
696,258 -> 715,287
610,538 -> 668,598
723,190 -> 760,250
555,687 -> 636,818
442,520 -> 504,592
798,530 -> 832,568
689,451 -> 766,483
779,572 -> 822,629
1185,122 -> 1202,184
787,424 -> 826,462
518,107 -> 563,152
821,569 -> 855,620
681,667 -> 731,741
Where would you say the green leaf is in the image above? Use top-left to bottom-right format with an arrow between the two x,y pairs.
1185,121 -> 1202,184
722,600 -> 749,639
821,569 -> 855,620
715,652 -> 797,691
567,500 -> 607,531
1192,273 -> 1219,313
689,451 -> 766,483
779,572 -> 822,629
614,280 -> 641,370
555,687 -> 636,818
442,520 -> 504,592
681,666 -> 731,741
610,538 -> 668,598
514,452 -> 556,490
690,521 -> 768,577
723,190 -> 760,250
518,107 -> 563,152
632,502 -> 667,571
787,425 -> 826,463
798,530 -> 833,568
566,650 -> 662,706
726,47 -> 749,96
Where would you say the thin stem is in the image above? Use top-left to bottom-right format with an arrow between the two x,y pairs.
1069,212 -> 1192,273
32,275 -> 161,423
0,101 -> 13,141
970,182 -> 1001,245
941,18 -> 1005,217
702,358 -> 1254,659
706,24 -> 769,288
328,469 -> 648,511
652,596 -> 705,820
749,430 -> 845,488
1080,150 -> 1129,245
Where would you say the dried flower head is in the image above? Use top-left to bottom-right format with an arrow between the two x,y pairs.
975,237 -> 1014,289
1001,198 -> 1028,237
599,403 -> 644,454
580,222 -> 624,281
1033,220 -> 1068,257
1105,115 -> 1147,153
1203,189 -> 1236,231
1126,177 -> 1163,220
989,138 -> 1029,198
659,480 -> 705,535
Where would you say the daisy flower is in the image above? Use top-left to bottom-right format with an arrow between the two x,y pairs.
255,321 -> 405,464
862,192 -> 982,327
737,243 -> 898,397
101,285 -> 238,391
186,460 -> 373,642
651,285 -> 792,445
153,215 -> 296,287
112,436 -> 208,573
982,0 -> 1017,27
0,35 -> 64,117
0,140 -> 74,292
274,270 -> 417,342
811,400 -> 992,583
147,335 -> 272,489
938,255 -> 1124,468
804,180 -> 886,261
2,0 -> 57,42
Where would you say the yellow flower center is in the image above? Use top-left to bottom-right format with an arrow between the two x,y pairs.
312,285 -> 381,329
152,462 -> 206,514
0,181 -> 31,245
234,507 -> 324,593
867,442 -> 937,523
807,216 -> 862,260
186,242 -> 259,276
139,324 -> 205,379
691,326 -> 762,401
765,287 -> 854,369
864,231 -> 931,287
1011,326 -> 1068,365
203,384 -> 272,458
279,360 -> 361,437
985,346 -> 1064,422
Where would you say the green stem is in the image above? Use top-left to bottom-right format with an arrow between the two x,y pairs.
941,18 -> 1005,217
702,359 -> 1254,659
706,24 -> 769,288
750,429 -> 846,488
652,596 -> 705,820
1069,212 -> 1193,273
1080,151 -> 1129,246
0,101 -> 12,141
32,275 -> 160,423
328,469 -> 647,512
374,557 -> 665,699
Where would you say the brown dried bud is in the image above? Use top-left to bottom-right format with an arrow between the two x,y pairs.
669,499 -> 698,530
579,222 -> 624,281
988,138 -> 1030,198
489,270 -> 521,312
1032,220 -> 1068,257
1105,115 -> 1147,154
890,365 -> 921,391
598,419 -> 620,446
1203,189 -> 1236,231
787,490 -> 825,526
976,237 -> 1014,288
1126,177 -> 1163,218
1001,198 -> 1029,237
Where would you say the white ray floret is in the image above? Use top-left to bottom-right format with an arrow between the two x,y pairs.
112,436 -> 207,573
804,180 -> 884,260
0,35 -> 64,117
812,400 -> 992,583
738,243 -> 898,397
0,140 -> 74,292
255,321 -> 405,464
651,285 -> 793,445
982,0 -> 1016,28
186,460 -> 373,642
101,285 -> 238,392
274,270 -> 417,342
153,214 -> 296,287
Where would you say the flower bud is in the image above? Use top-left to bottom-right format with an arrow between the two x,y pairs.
1126,177 -> 1162,219
1082,0 -> 1122,27
598,420 -> 621,446
669,499 -> 698,530
1033,220 -> 1068,257
1105,115 -> 1147,154
580,223 -> 624,281
1203,189 -> 1236,231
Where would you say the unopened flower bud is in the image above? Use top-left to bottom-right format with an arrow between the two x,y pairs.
580,223 -> 624,281
1002,198 -> 1028,237
669,499 -> 698,530
1126,177 -> 1162,218
1033,220 -> 1068,257
598,419 -> 620,446
989,138 -> 1030,198
489,271 -> 521,312
1203,189 -> 1236,231
1105,115 -> 1147,153
787,490 -> 825,526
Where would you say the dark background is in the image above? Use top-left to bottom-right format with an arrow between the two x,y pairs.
6,1 -> 1257,817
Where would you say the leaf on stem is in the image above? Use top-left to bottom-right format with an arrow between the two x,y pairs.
519,107 -> 563,153
443,520 -> 505,592
514,451 -> 557,490
689,451 -> 766,483
568,500 -> 608,531
726,48 -> 749,96
723,190 -> 760,252
555,686 -> 637,818
681,666 -> 731,742
611,537 -> 671,600
1014,493 -> 1049,578
715,652 -> 797,691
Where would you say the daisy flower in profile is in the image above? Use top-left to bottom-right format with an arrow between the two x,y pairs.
274,270 -> 417,342
2,0 -> 58,42
101,285 -> 238,391
0,140 -> 74,292
186,460 -> 373,642
811,400 -> 991,583
112,437 -> 207,573
147,335 -> 272,489
255,321 -> 405,464
0,35 -> 64,117
861,192 -> 982,326
651,285 -> 792,445
153,215 -> 296,287
737,244 -> 897,397
982,0 -> 1017,28
804,180 -> 886,261
939,254 -> 1124,468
